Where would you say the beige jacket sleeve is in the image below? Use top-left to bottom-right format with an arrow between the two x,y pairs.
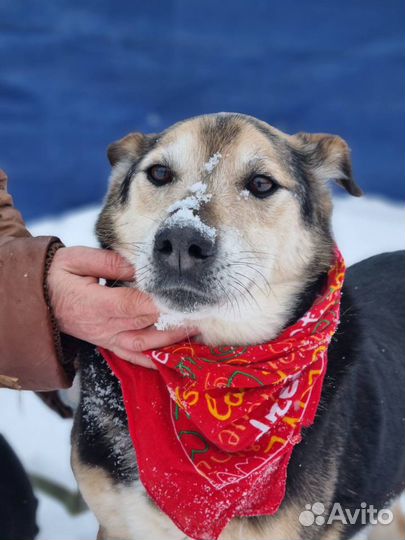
0,169 -> 74,391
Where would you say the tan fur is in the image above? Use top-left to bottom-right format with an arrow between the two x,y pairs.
291,132 -> 362,197
221,504 -> 303,540
107,132 -> 154,166
367,497 -> 405,540
321,524 -> 344,540
72,446 -> 186,540
105,115 -> 333,345
76,113 -> 362,540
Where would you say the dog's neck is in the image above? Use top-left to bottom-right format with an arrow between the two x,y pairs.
177,272 -> 328,347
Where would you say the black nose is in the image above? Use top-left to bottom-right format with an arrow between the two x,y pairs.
154,226 -> 216,274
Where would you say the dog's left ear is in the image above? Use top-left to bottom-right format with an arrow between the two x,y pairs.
107,132 -> 157,166
292,132 -> 363,197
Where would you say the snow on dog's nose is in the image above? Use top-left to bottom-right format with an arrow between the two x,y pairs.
153,180 -> 217,278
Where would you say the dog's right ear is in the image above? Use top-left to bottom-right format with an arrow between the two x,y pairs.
107,132 -> 155,166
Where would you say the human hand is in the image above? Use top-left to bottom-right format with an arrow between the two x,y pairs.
47,246 -> 195,368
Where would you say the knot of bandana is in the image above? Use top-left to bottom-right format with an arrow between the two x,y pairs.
100,248 -> 345,540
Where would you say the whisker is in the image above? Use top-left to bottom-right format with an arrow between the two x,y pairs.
226,261 -> 272,295
230,275 -> 261,310
227,280 -> 252,313
238,249 -> 271,256
214,276 -> 240,318
234,270 -> 269,299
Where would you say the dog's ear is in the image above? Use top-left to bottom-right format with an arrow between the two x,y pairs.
107,132 -> 157,166
293,132 -> 363,197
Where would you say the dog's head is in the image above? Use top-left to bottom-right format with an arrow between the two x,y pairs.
97,113 -> 361,343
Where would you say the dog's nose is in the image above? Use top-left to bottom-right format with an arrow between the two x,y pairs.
154,226 -> 216,274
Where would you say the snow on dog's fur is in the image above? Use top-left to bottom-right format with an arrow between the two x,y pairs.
72,113 -> 404,540
96,114 -> 355,345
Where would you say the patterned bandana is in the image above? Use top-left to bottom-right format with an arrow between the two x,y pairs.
100,248 -> 345,540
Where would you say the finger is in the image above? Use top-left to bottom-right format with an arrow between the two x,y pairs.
63,247 -> 135,281
99,286 -> 159,319
87,315 -> 157,340
121,314 -> 159,331
110,348 -> 157,369
114,326 -> 198,353
100,314 -> 159,336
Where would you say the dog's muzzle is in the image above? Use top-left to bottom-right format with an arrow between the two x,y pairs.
151,225 -> 217,310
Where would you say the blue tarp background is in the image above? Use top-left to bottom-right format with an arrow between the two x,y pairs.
0,1 -> 403,220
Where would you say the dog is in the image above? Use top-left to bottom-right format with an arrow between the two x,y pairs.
72,113 -> 405,540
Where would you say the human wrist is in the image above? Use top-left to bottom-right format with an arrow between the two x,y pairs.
44,242 -> 76,379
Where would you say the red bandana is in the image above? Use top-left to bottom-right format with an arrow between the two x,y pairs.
100,249 -> 345,540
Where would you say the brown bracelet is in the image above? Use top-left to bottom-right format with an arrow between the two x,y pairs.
43,241 -> 76,380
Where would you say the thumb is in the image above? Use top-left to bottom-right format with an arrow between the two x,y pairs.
61,246 -> 135,281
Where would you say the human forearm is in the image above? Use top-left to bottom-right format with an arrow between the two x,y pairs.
0,169 -> 75,390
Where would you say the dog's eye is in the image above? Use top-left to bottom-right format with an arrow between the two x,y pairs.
246,175 -> 278,198
147,165 -> 174,186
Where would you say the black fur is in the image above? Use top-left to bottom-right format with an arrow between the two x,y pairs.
288,147 -> 316,224
74,251 -> 405,539
77,112 -> 402,539
118,137 -> 158,205
285,251 -> 405,539
73,343 -> 137,485
95,135 -> 159,250
242,116 -> 318,226
118,161 -> 138,205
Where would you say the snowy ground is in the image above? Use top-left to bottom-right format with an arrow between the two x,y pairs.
0,195 -> 403,540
